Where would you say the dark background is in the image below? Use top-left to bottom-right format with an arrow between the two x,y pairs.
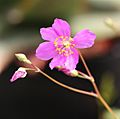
1,0 -> 120,119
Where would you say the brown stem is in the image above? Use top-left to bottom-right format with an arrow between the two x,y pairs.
79,51 -> 119,119
37,68 -> 97,98
79,51 -> 93,78
77,70 -> 89,77
77,70 -> 92,81
91,81 -> 119,119
31,63 -> 97,98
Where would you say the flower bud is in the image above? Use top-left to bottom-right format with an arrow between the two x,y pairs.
57,67 -> 78,77
70,70 -> 79,77
10,67 -> 27,82
15,53 -> 31,64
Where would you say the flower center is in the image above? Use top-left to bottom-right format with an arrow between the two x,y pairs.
54,36 -> 75,56
63,41 -> 71,48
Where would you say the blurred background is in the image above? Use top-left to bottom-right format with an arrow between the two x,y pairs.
1,0 -> 120,119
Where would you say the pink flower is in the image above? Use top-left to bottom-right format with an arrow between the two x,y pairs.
10,67 -> 27,82
36,18 -> 96,70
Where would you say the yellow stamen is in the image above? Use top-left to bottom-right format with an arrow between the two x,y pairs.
54,36 -> 75,57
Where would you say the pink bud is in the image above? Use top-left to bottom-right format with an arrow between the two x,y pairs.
10,67 -> 27,82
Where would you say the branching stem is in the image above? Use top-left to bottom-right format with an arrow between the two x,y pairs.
79,51 -> 119,119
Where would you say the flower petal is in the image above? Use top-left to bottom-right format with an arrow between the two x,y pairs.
40,27 -> 58,41
73,29 -> 96,49
52,18 -> 71,37
49,48 -> 79,70
36,42 -> 57,60
65,48 -> 79,70
49,55 -> 66,69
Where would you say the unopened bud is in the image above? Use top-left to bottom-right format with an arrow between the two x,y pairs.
57,66 -> 78,77
10,67 -> 27,82
15,53 -> 31,64
70,70 -> 79,77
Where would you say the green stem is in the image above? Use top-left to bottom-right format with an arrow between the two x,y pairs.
77,74 -> 88,79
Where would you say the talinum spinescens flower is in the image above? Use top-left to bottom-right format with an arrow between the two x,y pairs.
36,18 -> 96,70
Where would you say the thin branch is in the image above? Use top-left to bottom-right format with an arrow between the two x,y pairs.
79,51 -> 93,78
92,81 -> 119,119
78,51 -> 119,119
37,68 -> 98,98
31,63 -> 97,98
